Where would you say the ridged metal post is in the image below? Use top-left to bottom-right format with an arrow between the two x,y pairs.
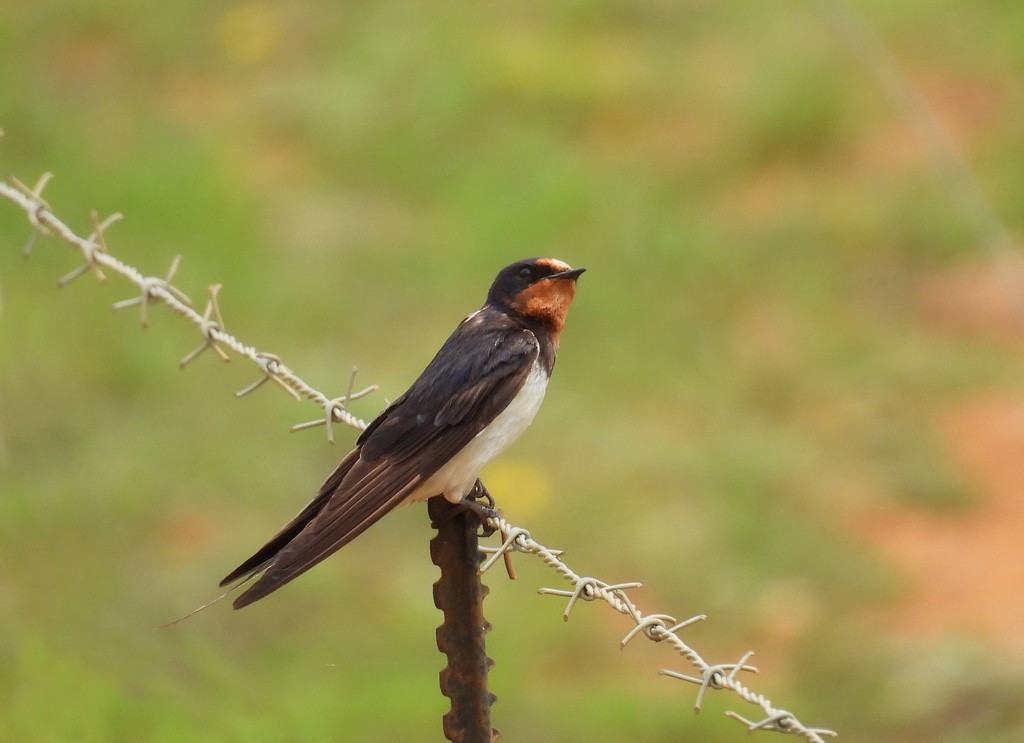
428,496 -> 498,742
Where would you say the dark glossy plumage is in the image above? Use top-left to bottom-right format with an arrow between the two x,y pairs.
222,258 -> 583,608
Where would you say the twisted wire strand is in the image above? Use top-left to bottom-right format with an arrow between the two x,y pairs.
1,175 -> 372,435
1,174 -> 832,739
481,516 -> 834,741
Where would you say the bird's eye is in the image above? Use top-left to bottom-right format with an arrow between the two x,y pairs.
519,267 -> 532,279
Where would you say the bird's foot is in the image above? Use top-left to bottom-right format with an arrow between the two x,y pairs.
459,479 -> 500,537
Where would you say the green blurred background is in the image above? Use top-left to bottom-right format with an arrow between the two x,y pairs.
3,1 -> 1024,740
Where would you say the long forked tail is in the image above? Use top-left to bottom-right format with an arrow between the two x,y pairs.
220,451 -> 359,597
229,482 -> 415,609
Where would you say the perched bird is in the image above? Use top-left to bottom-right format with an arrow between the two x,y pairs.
222,257 -> 585,608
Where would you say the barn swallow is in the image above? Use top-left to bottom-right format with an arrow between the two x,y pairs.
222,257 -> 585,608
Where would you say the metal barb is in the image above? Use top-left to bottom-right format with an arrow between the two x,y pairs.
726,651 -> 758,682
322,402 -> 338,445
179,341 -> 210,368
661,654 -> 758,714
659,668 -> 705,686
111,255 -> 193,327
318,368 -> 363,444
160,256 -> 193,306
344,366 -> 359,408
89,209 -> 122,248
537,576 -> 603,620
538,578 -> 642,622
289,417 -> 328,434
236,353 -> 302,401
206,283 -> 226,329
11,173 -> 54,248
69,210 -> 120,285
620,614 -> 677,648
260,356 -> 303,400
56,210 -> 119,286
56,261 -> 96,288
288,377 -> 379,444
22,230 -> 40,257
479,526 -> 532,575
725,709 -> 809,735
235,373 -> 271,397
479,520 -> 562,558
180,285 -> 231,366
665,614 -> 707,634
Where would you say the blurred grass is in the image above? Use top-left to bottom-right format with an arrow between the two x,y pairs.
3,1 -> 1024,741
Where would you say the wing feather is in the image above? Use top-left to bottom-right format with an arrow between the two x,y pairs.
228,308 -> 539,607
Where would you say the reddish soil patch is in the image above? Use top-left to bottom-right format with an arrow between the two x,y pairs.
856,396 -> 1024,652
855,257 -> 1024,651
915,256 -> 1024,343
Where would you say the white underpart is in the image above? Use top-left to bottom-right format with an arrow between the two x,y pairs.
408,360 -> 548,504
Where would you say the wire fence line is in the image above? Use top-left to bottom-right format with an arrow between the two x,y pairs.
2,173 -> 376,439
1,173 -> 834,741
817,0 -> 1024,324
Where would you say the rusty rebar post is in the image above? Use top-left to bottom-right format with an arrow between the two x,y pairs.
429,496 -> 498,742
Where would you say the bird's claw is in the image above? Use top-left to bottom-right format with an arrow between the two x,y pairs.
470,479 -> 495,510
460,479 -> 499,537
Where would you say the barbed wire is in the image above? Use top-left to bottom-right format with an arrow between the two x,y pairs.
0,173 -> 376,441
478,519 -> 834,741
817,0 -> 1024,324
1,173 -> 833,740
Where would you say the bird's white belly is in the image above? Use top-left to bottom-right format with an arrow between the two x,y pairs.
409,362 -> 548,504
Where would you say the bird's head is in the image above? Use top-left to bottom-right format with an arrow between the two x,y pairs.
487,257 -> 585,336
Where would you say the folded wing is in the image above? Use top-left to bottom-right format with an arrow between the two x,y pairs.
224,310 -> 538,608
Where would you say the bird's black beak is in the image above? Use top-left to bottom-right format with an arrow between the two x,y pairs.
549,267 -> 586,281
